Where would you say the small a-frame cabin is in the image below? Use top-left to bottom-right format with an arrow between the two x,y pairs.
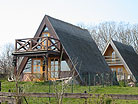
12,15 -> 110,84
103,39 -> 138,82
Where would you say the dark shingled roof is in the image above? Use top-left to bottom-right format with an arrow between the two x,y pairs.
47,15 -> 110,80
113,40 -> 138,81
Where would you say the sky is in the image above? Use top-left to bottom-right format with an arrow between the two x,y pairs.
0,0 -> 138,50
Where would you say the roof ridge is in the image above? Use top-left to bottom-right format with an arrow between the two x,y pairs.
45,15 -> 88,32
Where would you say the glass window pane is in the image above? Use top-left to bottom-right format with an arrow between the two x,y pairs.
51,72 -> 54,78
55,72 -> 58,78
51,39 -> 56,43
44,27 -> 48,32
55,66 -> 58,71
61,61 -> 70,71
118,68 -> 123,72
51,46 -> 56,50
33,67 -> 37,72
38,39 -> 41,43
111,68 -> 116,72
43,34 -> 48,37
33,66 -> 40,73
51,61 -> 54,65
118,68 -> 123,75
37,66 -> 40,72
37,46 -> 41,49
51,66 -> 54,71
24,59 -> 32,73
34,60 -> 40,65
55,61 -> 58,65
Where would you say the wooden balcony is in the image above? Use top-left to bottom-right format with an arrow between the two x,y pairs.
13,37 -> 61,57
104,56 -> 123,66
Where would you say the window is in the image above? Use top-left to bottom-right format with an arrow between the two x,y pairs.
43,33 -> 49,37
118,68 -> 123,75
41,32 -> 50,49
61,61 -> 70,71
24,59 -> 32,73
33,66 -> 40,72
118,68 -> 122,72
33,59 -> 41,73
50,58 -> 59,78
44,27 -> 48,32
112,51 -> 115,58
111,68 -> 116,72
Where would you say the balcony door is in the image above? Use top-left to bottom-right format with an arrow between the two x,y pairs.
49,57 -> 60,80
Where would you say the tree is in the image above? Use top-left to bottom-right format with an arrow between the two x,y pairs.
78,22 -> 138,53
0,43 -> 14,75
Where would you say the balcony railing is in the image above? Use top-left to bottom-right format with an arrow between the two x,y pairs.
104,56 -> 123,66
15,37 -> 61,53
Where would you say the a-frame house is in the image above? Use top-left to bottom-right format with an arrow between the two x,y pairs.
103,39 -> 138,82
12,15 -> 110,84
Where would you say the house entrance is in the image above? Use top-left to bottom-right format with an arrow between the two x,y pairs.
32,58 -> 43,80
31,57 -> 60,81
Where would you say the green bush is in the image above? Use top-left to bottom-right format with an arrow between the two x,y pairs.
105,97 -> 112,104
119,81 -> 126,87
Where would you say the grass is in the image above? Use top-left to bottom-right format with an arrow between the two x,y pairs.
1,79 -> 138,104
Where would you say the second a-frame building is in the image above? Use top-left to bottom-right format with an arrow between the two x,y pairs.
12,15 -> 110,84
103,39 -> 138,82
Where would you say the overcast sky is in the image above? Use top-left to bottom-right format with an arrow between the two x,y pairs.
0,0 -> 138,49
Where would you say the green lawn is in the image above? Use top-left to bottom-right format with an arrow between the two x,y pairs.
1,79 -> 138,104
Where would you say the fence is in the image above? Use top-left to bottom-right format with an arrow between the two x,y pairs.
0,92 -> 138,104
80,72 -> 113,86
0,72 -> 138,104
80,72 -> 137,87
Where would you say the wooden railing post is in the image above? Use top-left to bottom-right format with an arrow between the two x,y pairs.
47,37 -> 48,51
15,40 -> 17,52
44,54 -> 49,81
29,39 -> 33,51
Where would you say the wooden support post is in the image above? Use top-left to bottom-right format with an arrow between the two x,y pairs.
58,45 -> 63,79
45,54 -> 49,81
13,56 -> 17,76
58,59 -> 61,79
42,57 -> 46,81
